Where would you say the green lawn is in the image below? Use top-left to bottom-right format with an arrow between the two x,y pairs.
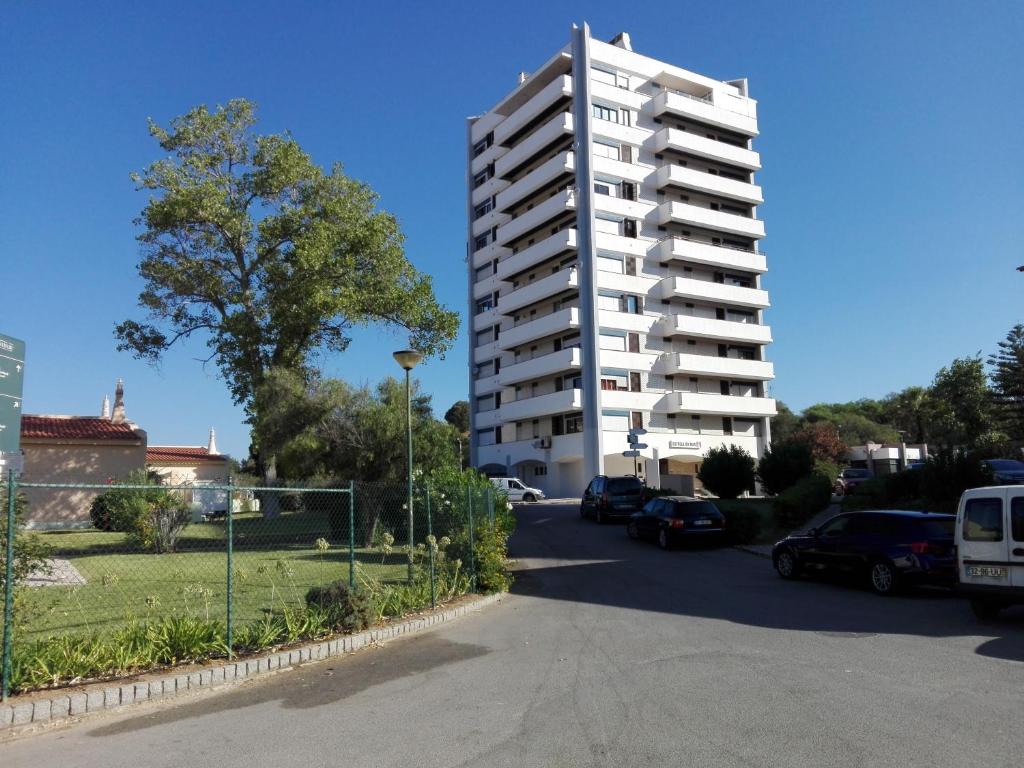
22,509 -> 416,639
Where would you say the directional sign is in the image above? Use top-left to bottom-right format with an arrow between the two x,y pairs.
632,443 -> 649,450
622,449 -> 641,458
0,332 -> 26,456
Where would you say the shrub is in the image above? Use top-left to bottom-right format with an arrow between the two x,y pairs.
90,470 -> 164,533
717,503 -> 763,545
305,580 -> 374,633
131,494 -> 192,553
697,444 -> 756,499
758,440 -> 815,495
0,487 -> 52,596
773,472 -> 832,530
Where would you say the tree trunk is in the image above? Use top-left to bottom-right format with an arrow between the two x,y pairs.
258,452 -> 281,519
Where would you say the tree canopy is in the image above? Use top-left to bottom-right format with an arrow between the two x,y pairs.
989,324 -> 1024,442
444,400 -> 470,434
115,99 -> 458,476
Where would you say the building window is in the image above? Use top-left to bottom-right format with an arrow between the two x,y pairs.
565,413 -> 583,434
473,169 -> 489,189
475,297 -> 494,315
631,411 -> 644,430
474,233 -> 489,251
592,103 -> 619,122
593,140 -> 620,160
621,182 -> 636,201
594,182 -> 612,196
533,465 -> 548,476
473,199 -> 493,220
625,257 -> 636,276
620,145 -> 633,164
627,332 -> 640,353
623,219 -> 638,238
722,417 -> 733,436
629,372 -> 641,392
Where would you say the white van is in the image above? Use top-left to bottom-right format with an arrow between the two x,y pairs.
489,477 -> 545,503
956,486 -> 1024,619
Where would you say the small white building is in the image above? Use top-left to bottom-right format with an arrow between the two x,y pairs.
847,443 -> 928,476
146,429 -> 231,519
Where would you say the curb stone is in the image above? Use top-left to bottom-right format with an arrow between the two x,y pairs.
1,591 -> 505,735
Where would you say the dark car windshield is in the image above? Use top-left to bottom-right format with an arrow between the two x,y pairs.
916,518 -> 955,539
670,501 -> 721,518
607,478 -> 643,494
986,460 -> 1024,472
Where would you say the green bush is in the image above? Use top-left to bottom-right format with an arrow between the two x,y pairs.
698,444 -> 756,499
89,471 -> 191,552
758,441 -> 814,495
717,504 -> 763,545
131,494 -> 192,553
305,580 -> 373,633
0,487 -> 52,597
773,472 -> 832,530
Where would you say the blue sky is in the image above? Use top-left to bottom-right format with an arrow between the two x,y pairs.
2,1 -> 1022,459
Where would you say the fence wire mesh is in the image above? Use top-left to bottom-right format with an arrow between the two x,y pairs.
1,473 -> 502,698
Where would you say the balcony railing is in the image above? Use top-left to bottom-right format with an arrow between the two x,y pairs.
662,86 -> 713,104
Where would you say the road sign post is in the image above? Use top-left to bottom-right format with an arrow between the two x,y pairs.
0,334 -> 25,475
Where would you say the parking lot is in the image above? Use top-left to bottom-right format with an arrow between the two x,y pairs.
4,500 -> 1024,767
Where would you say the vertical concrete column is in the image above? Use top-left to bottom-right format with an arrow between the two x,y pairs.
465,119 -> 479,469
570,22 -> 604,481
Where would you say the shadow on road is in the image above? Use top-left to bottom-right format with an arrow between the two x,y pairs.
509,502 -> 1024,663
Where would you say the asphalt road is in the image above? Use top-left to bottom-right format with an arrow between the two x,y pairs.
4,502 -> 1024,767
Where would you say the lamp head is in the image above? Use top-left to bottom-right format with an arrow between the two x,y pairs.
392,349 -> 423,371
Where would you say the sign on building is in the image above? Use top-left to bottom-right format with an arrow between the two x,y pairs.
0,332 -> 25,472
669,439 -> 702,451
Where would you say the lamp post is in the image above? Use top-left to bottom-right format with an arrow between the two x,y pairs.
393,349 -> 423,584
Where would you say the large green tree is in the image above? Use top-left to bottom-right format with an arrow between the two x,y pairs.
929,355 -> 1002,448
444,400 -> 470,434
989,324 -> 1024,441
115,100 -> 458,480
880,386 -> 932,443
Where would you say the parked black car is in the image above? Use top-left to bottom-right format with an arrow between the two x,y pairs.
627,496 -> 726,549
772,510 -> 956,596
983,459 -> 1024,485
580,475 -> 645,523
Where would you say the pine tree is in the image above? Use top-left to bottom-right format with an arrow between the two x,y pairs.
989,324 -> 1024,441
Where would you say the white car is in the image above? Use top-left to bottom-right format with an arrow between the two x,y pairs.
490,477 -> 545,502
956,485 -> 1024,620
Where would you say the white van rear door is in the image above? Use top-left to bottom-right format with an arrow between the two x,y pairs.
1010,493 -> 1024,588
959,491 -> 1011,587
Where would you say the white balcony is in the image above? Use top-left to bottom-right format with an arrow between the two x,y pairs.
473,373 -> 502,396
600,389 -> 660,412
653,237 -> 767,274
654,165 -> 763,205
657,201 -> 765,240
650,88 -> 758,137
501,268 -> 578,315
653,127 -> 760,171
499,307 -> 580,350
495,112 -> 574,180
496,189 -> 576,246
657,276 -> 770,309
664,353 -> 775,380
496,151 -> 575,213
501,347 -> 582,386
494,75 -> 573,146
660,392 -> 777,418
497,229 -> 577,281
660,315 -> 773,345
471,240 -> 510,270
475,408 -> 503,429
500,388 -> 583,422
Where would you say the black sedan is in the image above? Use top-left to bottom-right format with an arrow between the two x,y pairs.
627,496 -> 725,549
772,509 -> 956,596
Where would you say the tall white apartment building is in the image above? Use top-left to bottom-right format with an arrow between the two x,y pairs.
467,25 -> 776,498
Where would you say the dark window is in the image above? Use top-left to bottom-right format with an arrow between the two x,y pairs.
963,498 -> 1003,542
722,416 -> 733,435
629,372 -> 641,392
631,411 -> 644,430
627,333 -> 640,353
670,501 -> 720,519
718,344 -> 728,358
916,518 -> 955,539
820,516 -> 852,537
623,219 -> 638,238
625,257 -> 636,276
608,477 -> 643,494
621,182 -> 636,201
1011,497 -> 1024,542
621,145 -> 633,164
720,381 -> 730,396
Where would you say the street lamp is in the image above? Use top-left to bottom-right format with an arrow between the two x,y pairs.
393,349 -> 422,583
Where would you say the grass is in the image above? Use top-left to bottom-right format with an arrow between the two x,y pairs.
19,508 -> 419,639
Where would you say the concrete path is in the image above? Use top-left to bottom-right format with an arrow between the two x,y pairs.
3,503 -> 1024,767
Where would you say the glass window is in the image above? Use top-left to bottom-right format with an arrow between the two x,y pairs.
917,518 -> 955,539
592,103 -> 618,122
1011,497 -> 1024,542
642,499 -> 660,515
963,498 -> 1003,542
607,477 -> 642,494
673,501 -> 720,518
819,516 -> 851,537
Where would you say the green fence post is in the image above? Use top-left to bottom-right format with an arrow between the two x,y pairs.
466,483 -> 476,592
2,470 -> 17,701
426,486 -> 435,610
348,481 -> 356,590
226,475 -> 234,659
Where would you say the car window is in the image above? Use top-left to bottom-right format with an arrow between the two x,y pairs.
674,501 -> 720,518
987,460 -> 1024,472
510,480 -> 526,490
1011,497 -> 1024,542
642,499 -> 659,514
819,516 -> 850,537
843,515 -> 873,535
917,518 -> 955,539
963,498 -> 1003,542
607,477 -> 642,494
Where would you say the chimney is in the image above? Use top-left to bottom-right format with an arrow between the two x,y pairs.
517,71 -> 529,85
609,32 -> 632,51
208,428 -> 219,455
110,378 -> 126,424
101,394 -> 110,419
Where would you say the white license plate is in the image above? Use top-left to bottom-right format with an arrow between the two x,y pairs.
693,519 -> 712,526
966,565 -> 1007,578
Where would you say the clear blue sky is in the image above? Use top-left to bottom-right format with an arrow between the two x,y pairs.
2,1 -> 1022,459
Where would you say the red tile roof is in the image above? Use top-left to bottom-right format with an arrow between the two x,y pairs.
146,446 -> 227,463
21,415 -> 143,442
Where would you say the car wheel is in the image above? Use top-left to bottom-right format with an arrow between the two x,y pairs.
970,598 -> 1003,622
522,493 -> 536,503
627,520 -> 639,540
868,560 -> 898,596
657,528 -> 672,550
775,548 -> 801,579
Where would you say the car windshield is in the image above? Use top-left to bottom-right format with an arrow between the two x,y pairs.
607,478 -> 642,494
986,460 -> 1024,472
917,518 -> 955,538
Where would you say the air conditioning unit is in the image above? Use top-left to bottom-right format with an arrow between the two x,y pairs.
533,437 -> 552,449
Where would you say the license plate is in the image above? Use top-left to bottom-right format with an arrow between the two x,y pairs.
966,565 -> 1007,578
693,519 -> 712,526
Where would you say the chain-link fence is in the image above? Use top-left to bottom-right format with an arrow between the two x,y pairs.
1,472 -> 506,699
